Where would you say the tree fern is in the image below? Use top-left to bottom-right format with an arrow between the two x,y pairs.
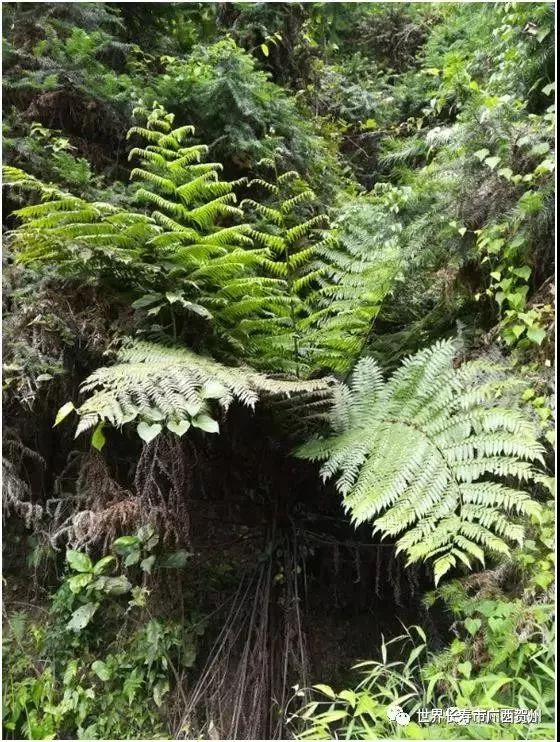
297,340 -> 545,583
3,103 -> 270,349
4,113 -> 397,378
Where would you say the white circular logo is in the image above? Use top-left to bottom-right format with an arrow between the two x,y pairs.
386,704 -> 410,726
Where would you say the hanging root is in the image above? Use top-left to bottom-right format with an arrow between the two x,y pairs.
177,526 -> 310,740
134,434 -> 192,546
48,435 -> 192,550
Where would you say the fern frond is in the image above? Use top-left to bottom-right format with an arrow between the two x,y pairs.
297,340 -> 545,582
73,340 -> 336,438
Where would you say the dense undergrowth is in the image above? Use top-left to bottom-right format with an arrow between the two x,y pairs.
2,3 -> 555,740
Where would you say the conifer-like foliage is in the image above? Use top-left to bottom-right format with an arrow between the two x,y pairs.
298,340 -> 545,582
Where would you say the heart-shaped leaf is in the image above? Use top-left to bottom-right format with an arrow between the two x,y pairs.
526,326 -> 546,345
137,421 -> 162,442
488,616 -> 504,633
484,155 -> 501,170
184,399 -> 203,417
167,419 -> 191,437
464,617 -> 482,636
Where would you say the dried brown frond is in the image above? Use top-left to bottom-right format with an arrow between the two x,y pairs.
48,439 -> 192,551
2,433 -> 44,528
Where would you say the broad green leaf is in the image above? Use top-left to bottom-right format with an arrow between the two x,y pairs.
93,556 -> 116,575
137,524 -> 156,543
165,291 -> 183,304
184,302 -> 212,319
526,326 -> 546,345
124,549 -> 141,566
100,575 -> 132,595
67,602 -> 98,632
201,380 -> 227,399
338,689 -> 357,706
66,549 -> 93,573
355,692 -> 376,716
362,118 -> 378,130
530,142 -> 550,156
91,423 -> 106,451
54,401 -> 75,427
192,414 -> 219,434
91,660 -> 111,682
313,684 -> 336,700
484,156 -> 501,170
184,399 -> 203,417
140,555 -> 156,574
132,293 -> 160,309
68,573 -> 93,593
512,265 -> 531,281
113,536 -> 140,553
464,617 -> 482,635
160,549 -> 191,569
